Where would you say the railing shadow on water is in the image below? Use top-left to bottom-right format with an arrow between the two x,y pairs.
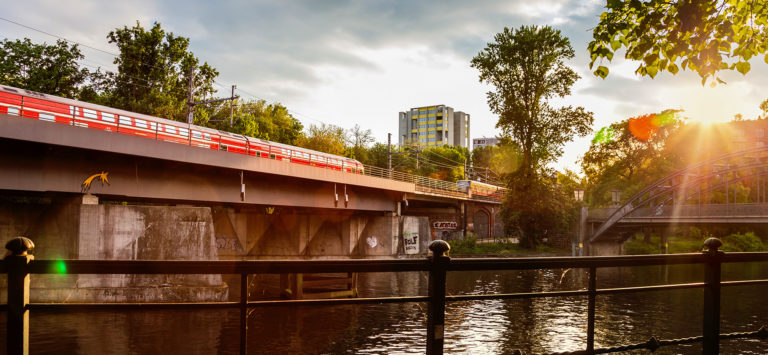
2,237 -> 768,355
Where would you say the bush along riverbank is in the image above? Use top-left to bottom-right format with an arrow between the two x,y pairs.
624,228 -> 768,255
447,235 -> 568,256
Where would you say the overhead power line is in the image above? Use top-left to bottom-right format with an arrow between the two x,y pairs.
1,16 -> 370,135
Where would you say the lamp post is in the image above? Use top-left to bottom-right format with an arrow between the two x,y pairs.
611,190 -> 621,207
574,189 -> 585,256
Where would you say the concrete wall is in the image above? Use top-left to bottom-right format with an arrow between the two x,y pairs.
0,198 -> 228,302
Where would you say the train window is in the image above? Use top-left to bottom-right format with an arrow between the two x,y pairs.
203,133 -> 211,140
83,108 -> 98,119
192,131 -> 202,139
165,126 -> 176,134
7,107 -> 19,116
101,113 -> 116,122
149,122 -> 157,130
118,115 -> 131,125
179,128 -> 189,137
39,113 -> 55,122
135,119 -> 148,129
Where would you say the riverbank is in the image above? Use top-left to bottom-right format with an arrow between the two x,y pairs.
625,231 -> 768,255
448,236 -> 569,256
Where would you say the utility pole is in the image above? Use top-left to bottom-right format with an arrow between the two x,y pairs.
387,133 -> 392,170
186,67 -> 239,125
416,147 -> 420,171
187,65 -> 195,124
230,85 -> 236,127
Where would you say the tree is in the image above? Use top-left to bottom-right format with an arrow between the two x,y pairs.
471,25 -> 593,247
0,38 -> 91,98
346,124 -> 374,162
471,25 -> 593,177
589,0 -> 768,83
206,99 -> 304,145
296,123 -> 347,155
418,146 -> 467,182
581,110 -> 685,207
103,21 -> 219,122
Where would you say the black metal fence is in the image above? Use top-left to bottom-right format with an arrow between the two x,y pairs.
2,237 -> 768,355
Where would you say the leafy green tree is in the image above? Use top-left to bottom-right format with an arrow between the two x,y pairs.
103,21 -> 219,122
0,38 -> 91,98
472,25 -> 593,176
471,25 -> 593,246
206,99 -> 303,145
581,110 -> 685,207
589,0 -> 768,83
418,146 -> 467,182
500,171 -> 578,248
296,123 -> 347,155
346,124 -> 374,161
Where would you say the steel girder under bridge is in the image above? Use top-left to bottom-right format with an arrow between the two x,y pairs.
590,147 -> 768,242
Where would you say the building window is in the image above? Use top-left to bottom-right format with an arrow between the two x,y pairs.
757,141 -> 765,148
757,128 -> 765,138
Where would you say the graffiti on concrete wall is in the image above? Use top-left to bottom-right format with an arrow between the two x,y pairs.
216,236 -> 244,252
403,233 -> 419,254
432,221 -> 457,229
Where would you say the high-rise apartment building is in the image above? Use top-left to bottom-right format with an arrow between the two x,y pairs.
398,105 -> 470,148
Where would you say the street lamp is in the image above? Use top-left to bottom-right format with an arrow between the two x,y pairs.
573,188 -> 585,257
574,188 -> 584,202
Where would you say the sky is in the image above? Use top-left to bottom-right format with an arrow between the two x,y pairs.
2,0 -> 768,173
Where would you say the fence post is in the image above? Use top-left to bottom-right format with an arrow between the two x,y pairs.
702,237 -> 723,355
427,240 -> 450,355
5,237 -> 35,355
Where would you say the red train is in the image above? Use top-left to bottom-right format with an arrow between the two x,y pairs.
0,85 -> 364,173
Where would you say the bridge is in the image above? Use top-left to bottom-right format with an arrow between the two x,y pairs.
0,108 -> 503,254
583,147 -> 768,254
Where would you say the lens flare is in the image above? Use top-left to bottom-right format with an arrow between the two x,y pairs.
629,114 -> 658,140
53,260 -> 67,274
592,126 -> 616,144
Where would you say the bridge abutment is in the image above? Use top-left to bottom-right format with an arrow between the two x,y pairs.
0,195 -> 228,302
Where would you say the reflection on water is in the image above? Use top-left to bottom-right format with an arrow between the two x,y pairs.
1,263 -> 767,354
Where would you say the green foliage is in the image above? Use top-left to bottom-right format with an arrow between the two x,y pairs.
418,145 -> 468,182
0,38 -> 92,98
625,238 -> 661,255
471,25 -> 593,176
102,21 -> 219,122
581,110 -> 685,207
499,171 -> 578,248
472,26 -> 591,248
205,99 -> 303,145
296,123 -> 347,155
590,0 -> 768,83
448,236 -> 523,255
722,232 -> 766,252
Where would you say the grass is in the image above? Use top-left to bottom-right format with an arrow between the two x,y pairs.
448,236 -> 567,256
624,230 -> 768,255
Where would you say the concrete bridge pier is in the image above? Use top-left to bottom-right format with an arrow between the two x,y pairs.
0,194 -> 228,303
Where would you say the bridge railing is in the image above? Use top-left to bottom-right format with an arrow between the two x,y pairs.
3,237 -> 768,355
623,203 -> 768,219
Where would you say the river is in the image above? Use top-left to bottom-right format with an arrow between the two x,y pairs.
2,262 -> 767,354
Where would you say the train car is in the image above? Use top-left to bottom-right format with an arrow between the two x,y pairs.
0,84 -> 364,175
457,180 -> 506,200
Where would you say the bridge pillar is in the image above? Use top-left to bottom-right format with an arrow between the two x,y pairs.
0,195 -> 228,303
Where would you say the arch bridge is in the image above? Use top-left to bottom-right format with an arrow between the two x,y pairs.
588,147 -> 768,247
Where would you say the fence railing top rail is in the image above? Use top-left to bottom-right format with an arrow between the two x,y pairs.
3,252 -> 766,275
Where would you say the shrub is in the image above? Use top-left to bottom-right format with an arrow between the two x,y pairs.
624,239 -> 659,255
722,232 -> 766,252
